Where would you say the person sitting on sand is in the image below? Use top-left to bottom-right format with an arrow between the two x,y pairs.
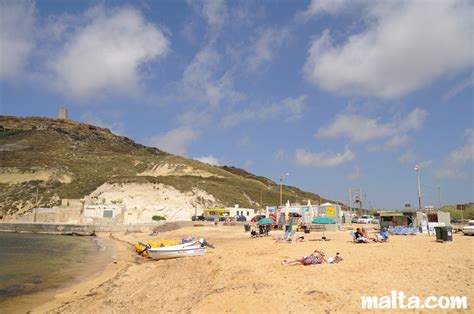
282,249 -> 325,266
327,252 -> 343,264
377,227 -> 389,242
250,229 -> 258,238
354,228 -> 368,242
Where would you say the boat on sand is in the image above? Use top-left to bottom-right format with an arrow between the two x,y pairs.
143,238 -> 214,260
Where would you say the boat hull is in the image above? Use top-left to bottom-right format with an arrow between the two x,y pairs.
147,244 -> 207,260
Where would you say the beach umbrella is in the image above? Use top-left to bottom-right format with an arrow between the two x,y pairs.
257,218 -> 275,225
312,217 -> 336,224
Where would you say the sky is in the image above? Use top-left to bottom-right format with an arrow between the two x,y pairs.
0,0 -> 472,210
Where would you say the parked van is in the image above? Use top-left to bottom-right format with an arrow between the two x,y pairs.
202,208 -> 233,221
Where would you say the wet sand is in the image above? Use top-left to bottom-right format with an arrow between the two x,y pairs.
34,225 -> 473,313
0,236 -> 117,314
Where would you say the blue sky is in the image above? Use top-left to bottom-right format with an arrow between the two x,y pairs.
1,0 -> 472,209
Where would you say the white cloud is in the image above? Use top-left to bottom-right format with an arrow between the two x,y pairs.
0,1 -> 35,80
399,150 -> 417,165
194,155 -> 221,166
49,6 -> 169,100
247,27 -> 290,72
317,108 -> 427,146
442,74 -> 474,102
296,0 -> 354,21
369,134 -> 411,152
181,46 -> 243,107
220,95 -> 306,128
187,0 -> 227,41
383,135 -> 411,149
398,150 -> 432,169
148,127 -> 200,156
295,146 -> 354,167
436,129 -> 474,179
303,1 -> 473,98
419,160 -> 433,169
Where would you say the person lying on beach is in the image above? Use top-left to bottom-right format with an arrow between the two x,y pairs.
275,233 -> 304,243
361,228 -> 377,242
282,249 -> 325,266
293,234 -> 305,243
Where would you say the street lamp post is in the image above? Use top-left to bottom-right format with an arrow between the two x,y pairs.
279,173 -> 289,206
415,165 -> 422,210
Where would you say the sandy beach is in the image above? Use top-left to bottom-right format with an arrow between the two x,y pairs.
33,224 -> 473,313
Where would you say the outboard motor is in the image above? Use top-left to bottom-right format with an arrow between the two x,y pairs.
137,242 -> 151,254
198,238 -> 215,248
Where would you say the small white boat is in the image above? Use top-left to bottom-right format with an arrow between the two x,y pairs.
145,238 -> 213,260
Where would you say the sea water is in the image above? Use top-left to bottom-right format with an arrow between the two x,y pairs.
0,232 -> 114,312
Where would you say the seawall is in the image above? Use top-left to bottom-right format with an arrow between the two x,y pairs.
0,221 -> 197,235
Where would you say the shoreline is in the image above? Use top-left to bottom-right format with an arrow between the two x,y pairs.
0,232 -> 120,313
31,233 -> 134,313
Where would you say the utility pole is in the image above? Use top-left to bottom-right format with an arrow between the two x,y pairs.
415,165 -> 422,211
279,176 -> 282,206
349,188 -> 352,215
437,186 -> 441,209
279,173 -> 289,206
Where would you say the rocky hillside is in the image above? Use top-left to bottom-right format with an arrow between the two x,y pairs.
0,116 -> 330,219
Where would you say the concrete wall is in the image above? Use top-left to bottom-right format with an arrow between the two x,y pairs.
14,208 -> 82,224
0,221 -> 196,235
0,222 -> 96,235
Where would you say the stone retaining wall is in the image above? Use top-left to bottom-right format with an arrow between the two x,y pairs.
0,221 -> 196,235
0,222 -> 96,235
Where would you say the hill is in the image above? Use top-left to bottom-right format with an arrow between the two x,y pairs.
439,203 -> 474,220
0,116 -> 331,220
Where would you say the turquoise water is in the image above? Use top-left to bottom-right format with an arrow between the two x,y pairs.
0,232 -> 113,312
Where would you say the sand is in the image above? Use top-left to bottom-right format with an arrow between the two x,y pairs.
33,225 -> 473,313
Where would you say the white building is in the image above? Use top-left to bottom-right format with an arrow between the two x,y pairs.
227,205 -> 257,221
83,204 -> 122,219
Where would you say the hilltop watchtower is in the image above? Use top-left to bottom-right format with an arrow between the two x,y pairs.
58,107 -> 68,120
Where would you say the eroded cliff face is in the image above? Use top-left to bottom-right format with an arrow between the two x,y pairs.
86,182 -> 217,221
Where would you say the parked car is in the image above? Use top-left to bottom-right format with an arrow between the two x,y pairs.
191,215 -> 205,221
357,215 -> 376,224
351,216 -> 359,223
250,215 -> 266,222
235,215 -> 247,222
462,220 -> 474,235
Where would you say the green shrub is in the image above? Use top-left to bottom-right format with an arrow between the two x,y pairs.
152,215 -> 166,221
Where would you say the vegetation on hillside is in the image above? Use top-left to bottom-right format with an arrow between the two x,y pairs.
0,116 -> 329,217
439,203 -> 474,220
